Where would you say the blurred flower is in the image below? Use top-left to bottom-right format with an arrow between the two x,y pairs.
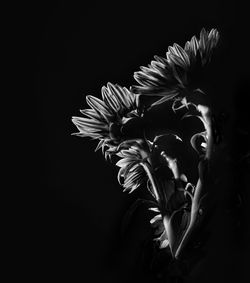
131,28 -> 219,108
72,82 -> 139,153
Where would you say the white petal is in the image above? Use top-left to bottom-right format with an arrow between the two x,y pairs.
80,109 -> 101,120
86,95 -> 111,121
150,214 -> 162,224
159,239 -> 169,249
95,139 -> 105,152
148,207 -> 160,212
116,158 -> 133,168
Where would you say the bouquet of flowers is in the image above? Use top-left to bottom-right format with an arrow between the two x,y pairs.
72,28 -> 221,280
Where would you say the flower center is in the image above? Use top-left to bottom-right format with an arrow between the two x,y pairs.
109,122 -> 122,140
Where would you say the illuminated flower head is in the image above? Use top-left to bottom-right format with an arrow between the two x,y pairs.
71,27 -> 221,264
115,139 -> 151,194
72,82 -> 139,152
131,28 -> 219,108
114,134 -> 185,197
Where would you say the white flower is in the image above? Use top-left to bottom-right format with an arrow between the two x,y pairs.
72,82 -> 139,152
131,28 -> 219,108
115,140 -> 150,193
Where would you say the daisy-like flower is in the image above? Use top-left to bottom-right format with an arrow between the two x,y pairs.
115,138 -> 156,191
115,134 -> 185,197
72,82 -> 139,153
114,138 -> 163,201
131,28 -> 219,109
116,143 -> 148,194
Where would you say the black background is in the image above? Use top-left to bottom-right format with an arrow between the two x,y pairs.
25,0 -> 249,282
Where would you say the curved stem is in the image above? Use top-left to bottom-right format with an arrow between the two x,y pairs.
160,151 -> 181,180
174,180 -> 202,259
174,159 -> 209,259
197,105 -> 213,160
140,161 -> 160,202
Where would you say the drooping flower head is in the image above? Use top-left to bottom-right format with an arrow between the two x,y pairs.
114,134 -> 187,197
116,144 -> 147,193
115,139 -> 153,194
70,25 -> 222,265
72,82 -> 139,153
131,28 -> 219,108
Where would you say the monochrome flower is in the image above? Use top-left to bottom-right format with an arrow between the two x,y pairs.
115,135 -> 185,198
72,82 -> 139,152
131,28 -> 219,108
115,139 -> 151,193
71,27 -> 221,265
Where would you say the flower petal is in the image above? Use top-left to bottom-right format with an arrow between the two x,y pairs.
80,109 -> 101,120
86,95 -> 112,121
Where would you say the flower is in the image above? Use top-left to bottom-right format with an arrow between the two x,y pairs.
131,28 -> 219,109
72,82 -> 139,153
115,139 -> 151,193
114,134 -> 187,196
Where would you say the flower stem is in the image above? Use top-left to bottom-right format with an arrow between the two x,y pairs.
197,105 -> 213,160
140,162 -> 160,202
160,152 -> 181,179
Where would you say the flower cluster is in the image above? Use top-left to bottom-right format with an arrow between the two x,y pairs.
72,28 -> 219,259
